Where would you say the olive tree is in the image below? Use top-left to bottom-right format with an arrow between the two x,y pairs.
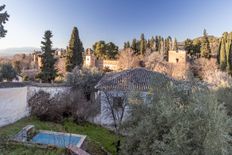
122,84 -> 232,155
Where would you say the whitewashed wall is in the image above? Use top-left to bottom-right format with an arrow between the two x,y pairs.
27,86 -> 70,99
93,90 -> 149,126
0,86 -> 71,127
0,87 -> 29,127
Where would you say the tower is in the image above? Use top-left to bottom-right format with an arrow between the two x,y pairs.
85,48 -> 96,68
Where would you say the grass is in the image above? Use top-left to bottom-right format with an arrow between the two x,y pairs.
0,117 -> 118,155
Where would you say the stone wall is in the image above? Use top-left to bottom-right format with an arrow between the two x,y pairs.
168,50 -> 187,63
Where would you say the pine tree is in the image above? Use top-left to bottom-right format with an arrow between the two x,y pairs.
200,29 -> 211,58
0,4 -> 9,38
65,27 -> 84,72
38,30 -> 57,83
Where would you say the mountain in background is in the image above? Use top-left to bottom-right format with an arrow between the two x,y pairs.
0,47 -> 40,56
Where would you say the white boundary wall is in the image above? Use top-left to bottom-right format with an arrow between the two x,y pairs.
0,86 -> 71,127
0,87 -> 29,127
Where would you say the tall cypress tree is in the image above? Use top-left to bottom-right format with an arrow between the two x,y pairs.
155,36 -> 159,51
226,32 -> 232,72
38,30 -> 57,83
218,32 -> 232,72
219,37 -> 226,70
200,29 -> 211,58
65,27 -> 84,72
173,38 -> 178,51
140,33 -> 146,55
150,36 -> 155,50
131,39 -> 137,51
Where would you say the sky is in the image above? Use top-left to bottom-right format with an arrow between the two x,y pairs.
0,0 -> 232,51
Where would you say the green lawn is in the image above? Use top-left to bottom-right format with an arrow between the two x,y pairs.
0,117 -> 118,155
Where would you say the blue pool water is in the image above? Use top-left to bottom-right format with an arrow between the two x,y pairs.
31,132 -> 81,148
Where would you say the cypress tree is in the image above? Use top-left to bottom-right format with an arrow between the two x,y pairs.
127,41 -> 130,48
219,35 -> 227,70
147,39 -> 151,49
173,38 -> 178,51
150,36 -> 155,50
65,27 -> 84,72
200,29 -> 211,58
155,36 -> 159,51
140,33 -> 146,55
131,39 -> 137,51
218,32 -> 232,73
226,32 -> 232,72
38,30 -> 57,83
123,42 -> 127,49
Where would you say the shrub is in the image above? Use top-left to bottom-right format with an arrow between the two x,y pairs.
28,91 -> 64,122
29,90 -> 100,123
0,63 -> 17,81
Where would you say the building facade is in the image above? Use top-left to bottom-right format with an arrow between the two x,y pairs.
84,48 -> 119,71
168,50 -> 187,63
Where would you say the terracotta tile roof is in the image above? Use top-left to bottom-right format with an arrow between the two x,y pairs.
95,68 -> 176,91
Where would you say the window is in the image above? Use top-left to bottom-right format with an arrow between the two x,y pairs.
113,97 -> 123,109
176,58 -> 179,63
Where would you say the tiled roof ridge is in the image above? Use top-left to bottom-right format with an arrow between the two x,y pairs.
95,67 -> 175,91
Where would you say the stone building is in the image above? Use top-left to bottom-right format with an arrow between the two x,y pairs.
84,48 -> 119,71
33,51 -> 42,69
168,50 -> 187,63
33,49 -> 66,70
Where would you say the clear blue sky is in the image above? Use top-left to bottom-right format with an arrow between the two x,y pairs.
1,0 -> 232,50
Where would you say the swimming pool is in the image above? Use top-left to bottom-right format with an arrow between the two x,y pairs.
31,130 -> 86,148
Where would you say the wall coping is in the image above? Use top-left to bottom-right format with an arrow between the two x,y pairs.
0,82 -> 71,88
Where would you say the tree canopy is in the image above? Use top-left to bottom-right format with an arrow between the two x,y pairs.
0,63 -> 17,81
0,5 -> 9,39
92,41 -> 118,59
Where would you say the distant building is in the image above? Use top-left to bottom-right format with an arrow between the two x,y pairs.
33,51 -> 42,69
168,50 -> 187,63
33,49 -> 66,70
84,48 -> 119,71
